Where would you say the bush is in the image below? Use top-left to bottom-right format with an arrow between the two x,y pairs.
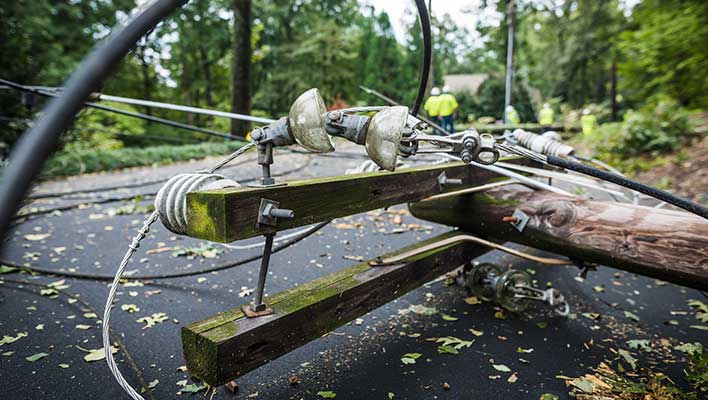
618,98 -> 694,156
42,140 -> 246,178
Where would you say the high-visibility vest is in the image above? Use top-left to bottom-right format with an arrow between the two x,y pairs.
539,108 -> 554,125
506,109 -> 520,125
581,114 -> 597,135
438,93 -> 458,117
423,96 -> 441,117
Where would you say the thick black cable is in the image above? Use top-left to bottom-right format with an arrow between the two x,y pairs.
546,155 -> 708,219
411,0 -> 432,116
0,78 -> 236,141
0,221 -> 329,281
0,0 -> 189,245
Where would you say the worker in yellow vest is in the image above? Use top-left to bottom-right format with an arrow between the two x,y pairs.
424,87 -> 442,124
538,103 -> 554,133
580,108 -> 597,136
438,86 -> 459,133
505,105 -> 520,125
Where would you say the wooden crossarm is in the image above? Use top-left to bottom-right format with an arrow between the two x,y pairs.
185,160 -> 521,243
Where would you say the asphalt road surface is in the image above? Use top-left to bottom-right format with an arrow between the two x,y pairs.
1,143 -> 705,399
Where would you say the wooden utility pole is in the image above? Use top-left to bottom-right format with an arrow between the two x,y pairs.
410,186 -> 708,290
231,0 -> 252,138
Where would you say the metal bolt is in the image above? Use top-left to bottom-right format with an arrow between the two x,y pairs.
502,216 -> 518,223
262,203 -> 294,219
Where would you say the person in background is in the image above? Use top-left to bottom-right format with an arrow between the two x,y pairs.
438,86 -> 458,133
505,105 -> 520,125
424,87 -> 442,127
580,108 -> 597,136
538,103 -> 554,133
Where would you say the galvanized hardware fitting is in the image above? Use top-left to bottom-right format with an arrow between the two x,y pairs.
437,171 -> 463,189
475,133 -> 500,165
509,209 -> 529,232
244,232 -> 276,317
257,198 -> 295,227
464,263 -> 569,316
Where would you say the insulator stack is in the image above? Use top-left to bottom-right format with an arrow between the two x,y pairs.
155,173 -> 239,234
511,129 -> 574,158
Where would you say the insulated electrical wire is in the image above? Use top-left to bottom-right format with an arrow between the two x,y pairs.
546,155 -> 708,219
0,79 -> 237,141
0,221 -> 328,281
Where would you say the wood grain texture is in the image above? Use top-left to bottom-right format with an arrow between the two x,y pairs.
409,186 -> 708,290
181,231 -> 491,385
185,160 -> 525,242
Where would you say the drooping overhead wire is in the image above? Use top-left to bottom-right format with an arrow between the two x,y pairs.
0,78 -> 237,141
411,0 -> 432,116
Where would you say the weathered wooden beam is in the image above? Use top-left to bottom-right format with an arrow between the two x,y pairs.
186,160 -> 522,243
409,186 -> 708,290
181,231 -> 491,385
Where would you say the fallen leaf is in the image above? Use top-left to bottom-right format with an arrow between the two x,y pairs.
83,346 -> 118,362
75,324 -> 92,330
507,373 -> 518,383
26,352 -> 48,362
317,391 -> 337,398
516,347 -> 534,354
401,353 -> 422,365
58,363 -> 70,369
441,313 -> 458,321
398,304 -> 437,316
689,325 -> 708,331
624,311 -> 640,322
492,364 -> 511,372
24,233 -> 50,241
618,349 -> 637,370
121,304 -> 140,313
438,345 -> 459,354
464,296 -> 481,305
674,342 -> 703,355
148,379 -> 159,389
469,328 -> 484,337
137,313 -> 169,329
0,332 -> 28,346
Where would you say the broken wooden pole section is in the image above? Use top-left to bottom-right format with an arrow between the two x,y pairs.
181,232 -> 491,386
185,160 -> 529,242
409,186 -> 708,290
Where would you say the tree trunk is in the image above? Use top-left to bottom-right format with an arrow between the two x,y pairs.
409,186 -> 708,290
231,0 -> 252,138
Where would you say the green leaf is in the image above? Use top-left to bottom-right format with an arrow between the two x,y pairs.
468,328 -> 484,337
570,378 -> 595,393
401,353 -> 422,365
387,393 -> 394,399
624,311 -> 640,322
540,394 -> 559,400
317,391 -> 336,398
435,336 -> 473,349
177,383 -> 207,394
536,321 -> 548,329
83,346 -> 117,362
618,349 -> 637,370
0,331 -> 28,346
516,347 -> 534,354
689,325 -> 708,331
0,265 -> 17,274
26,352 -> 48,362
58,363 -> 70,369
674,342 -> 703,355
492,364 -> 511,372
441,313 -> 458,321
626,339 -> 651,352
437,345 -> 459,354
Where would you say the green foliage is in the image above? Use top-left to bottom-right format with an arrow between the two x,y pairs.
617,99 -> 694,155
618,0 -> 708,108
42,141 -> 245,178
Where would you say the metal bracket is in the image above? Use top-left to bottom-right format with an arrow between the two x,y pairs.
510,209 -> 529,232
257,198 -> 295,227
